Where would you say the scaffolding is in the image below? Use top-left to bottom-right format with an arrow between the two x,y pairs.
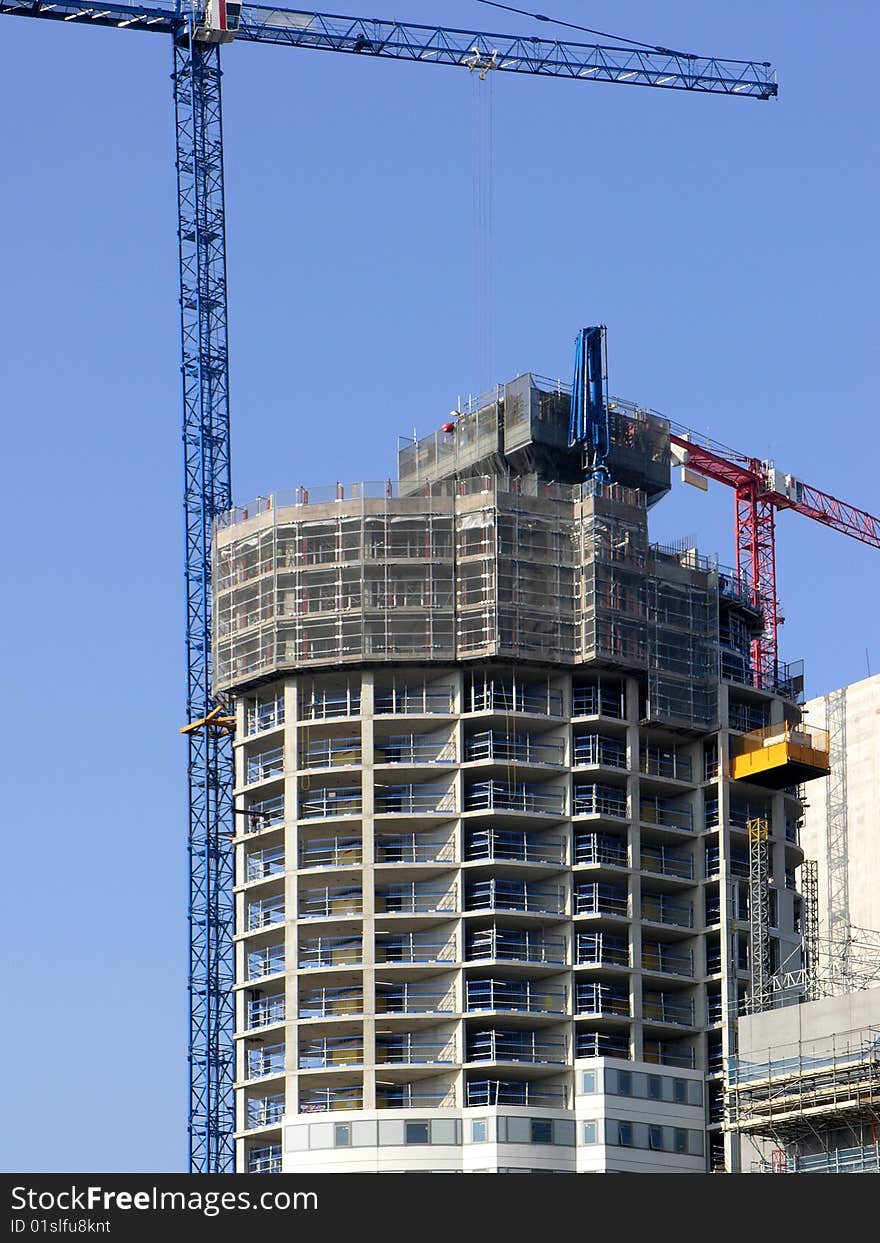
746,818 -> 772,1015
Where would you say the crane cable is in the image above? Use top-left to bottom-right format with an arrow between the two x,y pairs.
470,0 -> 698,59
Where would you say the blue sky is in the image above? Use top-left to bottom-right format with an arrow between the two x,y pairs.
0,2 -> 877,1172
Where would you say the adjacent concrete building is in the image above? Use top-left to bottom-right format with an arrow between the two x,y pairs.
215,372 -> 828,1173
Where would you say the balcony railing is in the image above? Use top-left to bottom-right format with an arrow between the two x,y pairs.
571,682 -> 626,720
641,894 -> 693,929
248,895 -> 285,931
298,987 -> 363,1019
575,883 -> 628,918
247,846 -> 285,882
298,887 -> 363,919
465,879 -> 565,916
576,983 -> 630,1017
640,796 -> 693,831
467,927 -> 566,966
704,846 -> 749,879
244,795 -> 284,832
466,828 -> 566,866
466,1031 -> 566,1065
643,1040 -> 696,1070
375,884 -> 457,915
248,1144 -> 282,1174
300,736 -> 361,770
301,689 -> 361,721
246,696 -> 285,735
299,837 -> 362,869
375,1087 -> 456,1110
641,943 -> 695,978
639,747 -> 693,783
466,780 -> 565,816
576,1032 -> 629,1060
298,1036 -> 364,1069
248,945 -> 285,980
576,932 -> 629,968
465,731 -> 565,767
465,682 -> 563,717
466,979 -> 566,1015
573,784 -> 627,819
247,1043 -> 285,1079
376,734 -> 456,765
247,746 -> 284,783
300,787 -> 362,819
298,937 -> 362,969
466,1080 -> 568,1108
374,934 -> 457,965
643,993 -> 695,1027
247,994 -> 285,1029
376,1036 -> 458,1066
247,1094 -> 285,1129
299,1087 -> 364,1114
375,835 -> 456,864
374,785 -> 456,815
640,844 -> 694,880
375,985 -> 456,1016
575,834 -> 628,868
374,685 -> 455,715
573,735 -> 627,769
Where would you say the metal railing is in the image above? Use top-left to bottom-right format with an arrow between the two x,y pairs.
465,682 -> 564,717
246,697 -> 285,735
298,987 -> 363,1019
374,934 -> 457,965
247,1094 -> 285,1129
298,937 -> 362,969
298,1036 -> 364,1069
573,784 -> 627,819
374,685 -> 455,715
375,734 -> 456,765
247,746 -> 284,783
248,945 -> 285,980
466,1080 -> 568,1108
298,887 -> 363,919
465,828 -> 566,866
248,895 -> 285,931
247,994 -> 285,1029
375,835 -> 456,864
374,785 -> 456,815
573,735 -> 627,769
640,796 -> 693,831
641,943 -> 695,978
374,884 -> 457,915
301,689 -> 361,720
298,1087 -> 364,1114
576,982 -> 630,1017
641,894 -> 693,929
376,1036 -> 458,1065
375,1087 -> 456,1110
467,1031 -> 566,1065
247,846 -> 285,882
300,736 -> 361,769
575,883 -> 628,918
576,931 -> 629,968
466,979 -> 566,1015
467,927 -> 566,966
299,837 -> 362,869
576,1032 -> 629,1059
571,683 -> 625,719
640,844 -> 694,880
375,985 -> 457,1016
465,731 -> 565,766
639,746 -> 693,783
299,787 -> 362,819
247,1044 -> 285,1079
575,834 -> 628,868
466,879 -> 565,916
466,780 -> 565,816
643,1041 -> 696,1069
642,993 -> 695,1027
248,1145 -> 282,1174
244,795 -> 285,832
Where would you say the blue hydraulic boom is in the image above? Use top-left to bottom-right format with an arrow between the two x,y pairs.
0,0 -> 778,1172
569,326 -> 612,482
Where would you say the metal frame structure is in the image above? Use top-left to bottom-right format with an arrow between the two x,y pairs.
747,817 -> 772,1015
800,859 -> 820,1003
0,1 -> 779,1171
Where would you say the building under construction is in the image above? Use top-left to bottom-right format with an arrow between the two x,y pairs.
214,370 -> 832,1173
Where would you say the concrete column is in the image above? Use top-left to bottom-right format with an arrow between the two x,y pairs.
360,671 -> 376,1109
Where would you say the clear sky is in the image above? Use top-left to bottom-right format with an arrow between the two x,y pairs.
0,2 -> 877,1172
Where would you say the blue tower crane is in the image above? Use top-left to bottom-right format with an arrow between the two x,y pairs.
0,0 -> 778,1172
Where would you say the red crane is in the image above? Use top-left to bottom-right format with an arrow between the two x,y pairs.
667,423 -> 880,686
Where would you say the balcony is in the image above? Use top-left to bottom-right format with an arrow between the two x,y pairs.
301,688 -> 361,721
465,828 -> 566,867
374,685 -> 454,715
706,797 -> 770,833
640,746 -> 693,784
375,835 -> 456,865
299,837 -> 362,869
248,945 -> 285,980
298,986 -> 363,1019
575,834 -> 628,869
376,1036 -> 458,1066
640,844 -> 694,881
466,979 -> 566,1015
576,1031 -> 629,1060
574,883 -> 628,919
247,846 -> 284,882
247,746 -> 284,784
374,785 -> 456,816
248,895 -> 284,931
375,1085 -> 456,1109
298,887 -> 363,919
642,992 -> 695,1028
641,893 -> 693,929
571,681 -> 625,720
465,681 -> 564,717
573,784 -> 627,820
704,846 -> 748,879
576,932 -> 629,969
466,1030 -> 567,1065
466,927 -> 566,966
244,795 -> 284,833
375,884 -> 457,915
466,1080 -> 568,1108
246,695 -> 285,736
573,735 -> 627,770
246,1043 -> 285,1079
465,780 -> 565,817
639,796 -> 692,832
465,879 -> 565,917
730,722 -> 830,788
300,736 -> 361,770
375,985 -> 456,1016
298,1036 -> 364,1069
641,943 -> 694,978
375,933 -> 457,965
247,1093 -> 285,1129
248,1144 -> 282,1174
465,731 -> 564,767
299,787 -> 362,819
575,982 -> 630,1018
247,993 -> 285,1030
643,1040 -> 696,1070
299,1086 -> 364,1114
298,936 -> 362,969
375,733 -> 456,765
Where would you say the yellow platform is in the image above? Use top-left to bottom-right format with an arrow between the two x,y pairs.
730,722 -> 830,788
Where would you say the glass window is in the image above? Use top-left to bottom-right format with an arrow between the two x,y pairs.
647,1075 -> 662,1101
673,1128 -> 688,1154
506,1117 -> 531,1144
431,1120 -> 458,1146
616,1070 -> 632,1096
581,1070 -> 597,1095
333,1123 -> 351,1147
405,1122 -> 430,1145
530,1119 -> 553,1145
554,1120 -> 576,1147
582,1121 -> 598,1145
471,1119 -> 488,1144
649,1125 -> 665,1151
672,1078 -> 687,1104
618,1122 -> 634,1148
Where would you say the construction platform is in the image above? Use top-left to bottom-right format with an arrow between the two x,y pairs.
730,722 -> 830,788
